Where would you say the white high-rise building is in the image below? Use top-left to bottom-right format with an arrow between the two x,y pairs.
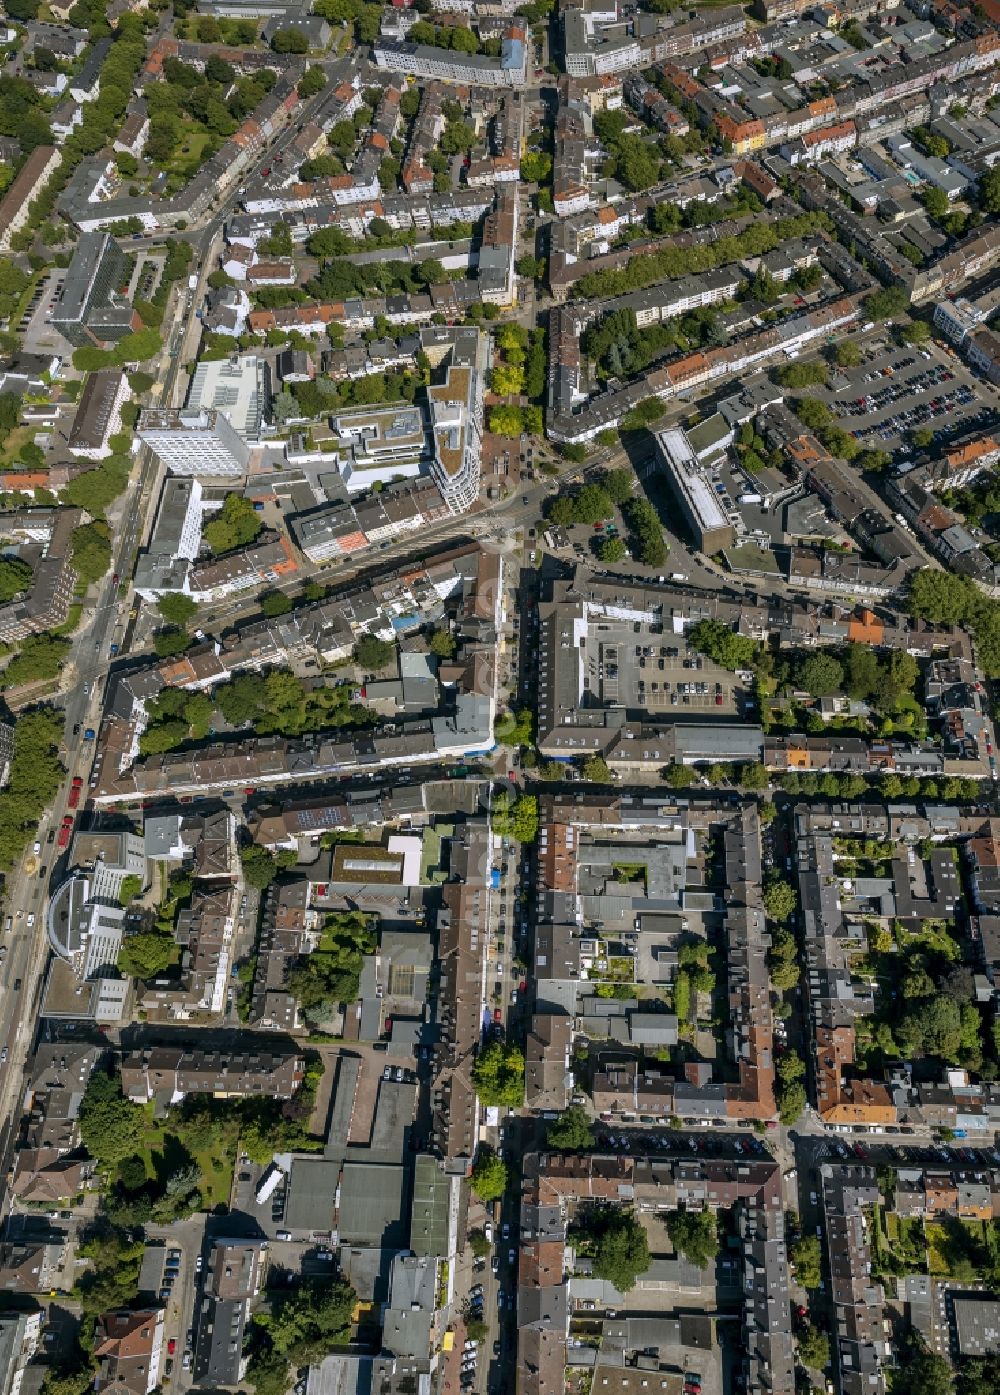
138,408 -> 251,476
421,326 -> 488,516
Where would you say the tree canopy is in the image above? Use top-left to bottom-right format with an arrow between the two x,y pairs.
354,634 -> 395,671
470,1146 -> 507,1201
286,910 -> 377,1018
118,930 -> 174,979
71,522 -> 112,587
203,493 -> 263,555
687,620 -> 757,671
79,1070 -> 145,1169
0,557 -> 32,602
763,876 -> 797,923
491,791 -> 538,843
547,1105 -> 596,1151
666,1208 -> 718,1268
588,1207 -> 652,1291
157,593 -> 199,626
472,1040 -> 525,1107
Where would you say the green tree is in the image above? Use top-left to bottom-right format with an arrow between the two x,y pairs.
959,1353 -> 1000,1395
739,762 -> 769,792
354,634 -> 395,670
472,1040 -> 525,1107
79,1070 -> 145,1169
119,874 -> 143,905
666,1208 -> 718,1268
547,1104 -> 595,1151
590,1207 -> 651,1292
271,27 -> 308,51
520,151 -> 552,183
602,468 -> 633,505
843,644 -> 882,700
139,719 -> 190,756
791,1233 -> 822,1289
492,791 -> 538,843
892,1340 -> 952,1395
798,652 -> 844,697
764,876 -> 797,923
491,361 -> 525,397
0,557 -> 32,603
429,627 -> 456,659
240,843 -> 285,891
600,537 -> 627,563
775,359 -> 828,389
298,66 -> 327,98
113,327 -> 162,364
833,340 -> 863,368
261,591 -> 293,618
908,569 -> 974,625
71,522 -> 112,587
157,593 -> 198,627
494,709 -> 534,746
778,1080 -> 806,1124
1,634 -> 71,688
258,1277 -> 356,1363
153,628 -> 192,659
40,1366 -> 95,1395
286,910 -> 376,1016
61,455 -> 133,519
469,1231 -> 491,1258
203,493 -> 263,554
582,755 -> 611,783
797,1326 -> 830,1371
687,620 -> 757,671
470,1146 -> 507,1201
488,404 -> 524,436
118,929 -> 174,978
863,285 -> 909,321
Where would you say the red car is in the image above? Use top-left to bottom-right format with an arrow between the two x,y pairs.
519,979 -> 527,993
493,1008 -> 502,1024
167,1340 -> 176,1356
57,816 -> 73,849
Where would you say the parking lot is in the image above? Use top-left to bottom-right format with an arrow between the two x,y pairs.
585,633 -> 743,718
18,270 -> 73,357
819,340 -> 999,454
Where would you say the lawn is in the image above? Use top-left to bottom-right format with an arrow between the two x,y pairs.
50,603 -> 82,637
926,1218 -> 986,1278
161,129 -> 218,195
134,1102 -> 240,1210
0,426 -> 36,471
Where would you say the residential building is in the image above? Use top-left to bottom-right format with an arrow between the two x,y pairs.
373,23 -> 528,87
66,369 -> 128,459
94,1310 -> 164,1395
0,1312 -> 42,1395
118,1041 -> 305,1101
0,147 -> 60,252
422,326 -> 488,514
0,508 -> 83,645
